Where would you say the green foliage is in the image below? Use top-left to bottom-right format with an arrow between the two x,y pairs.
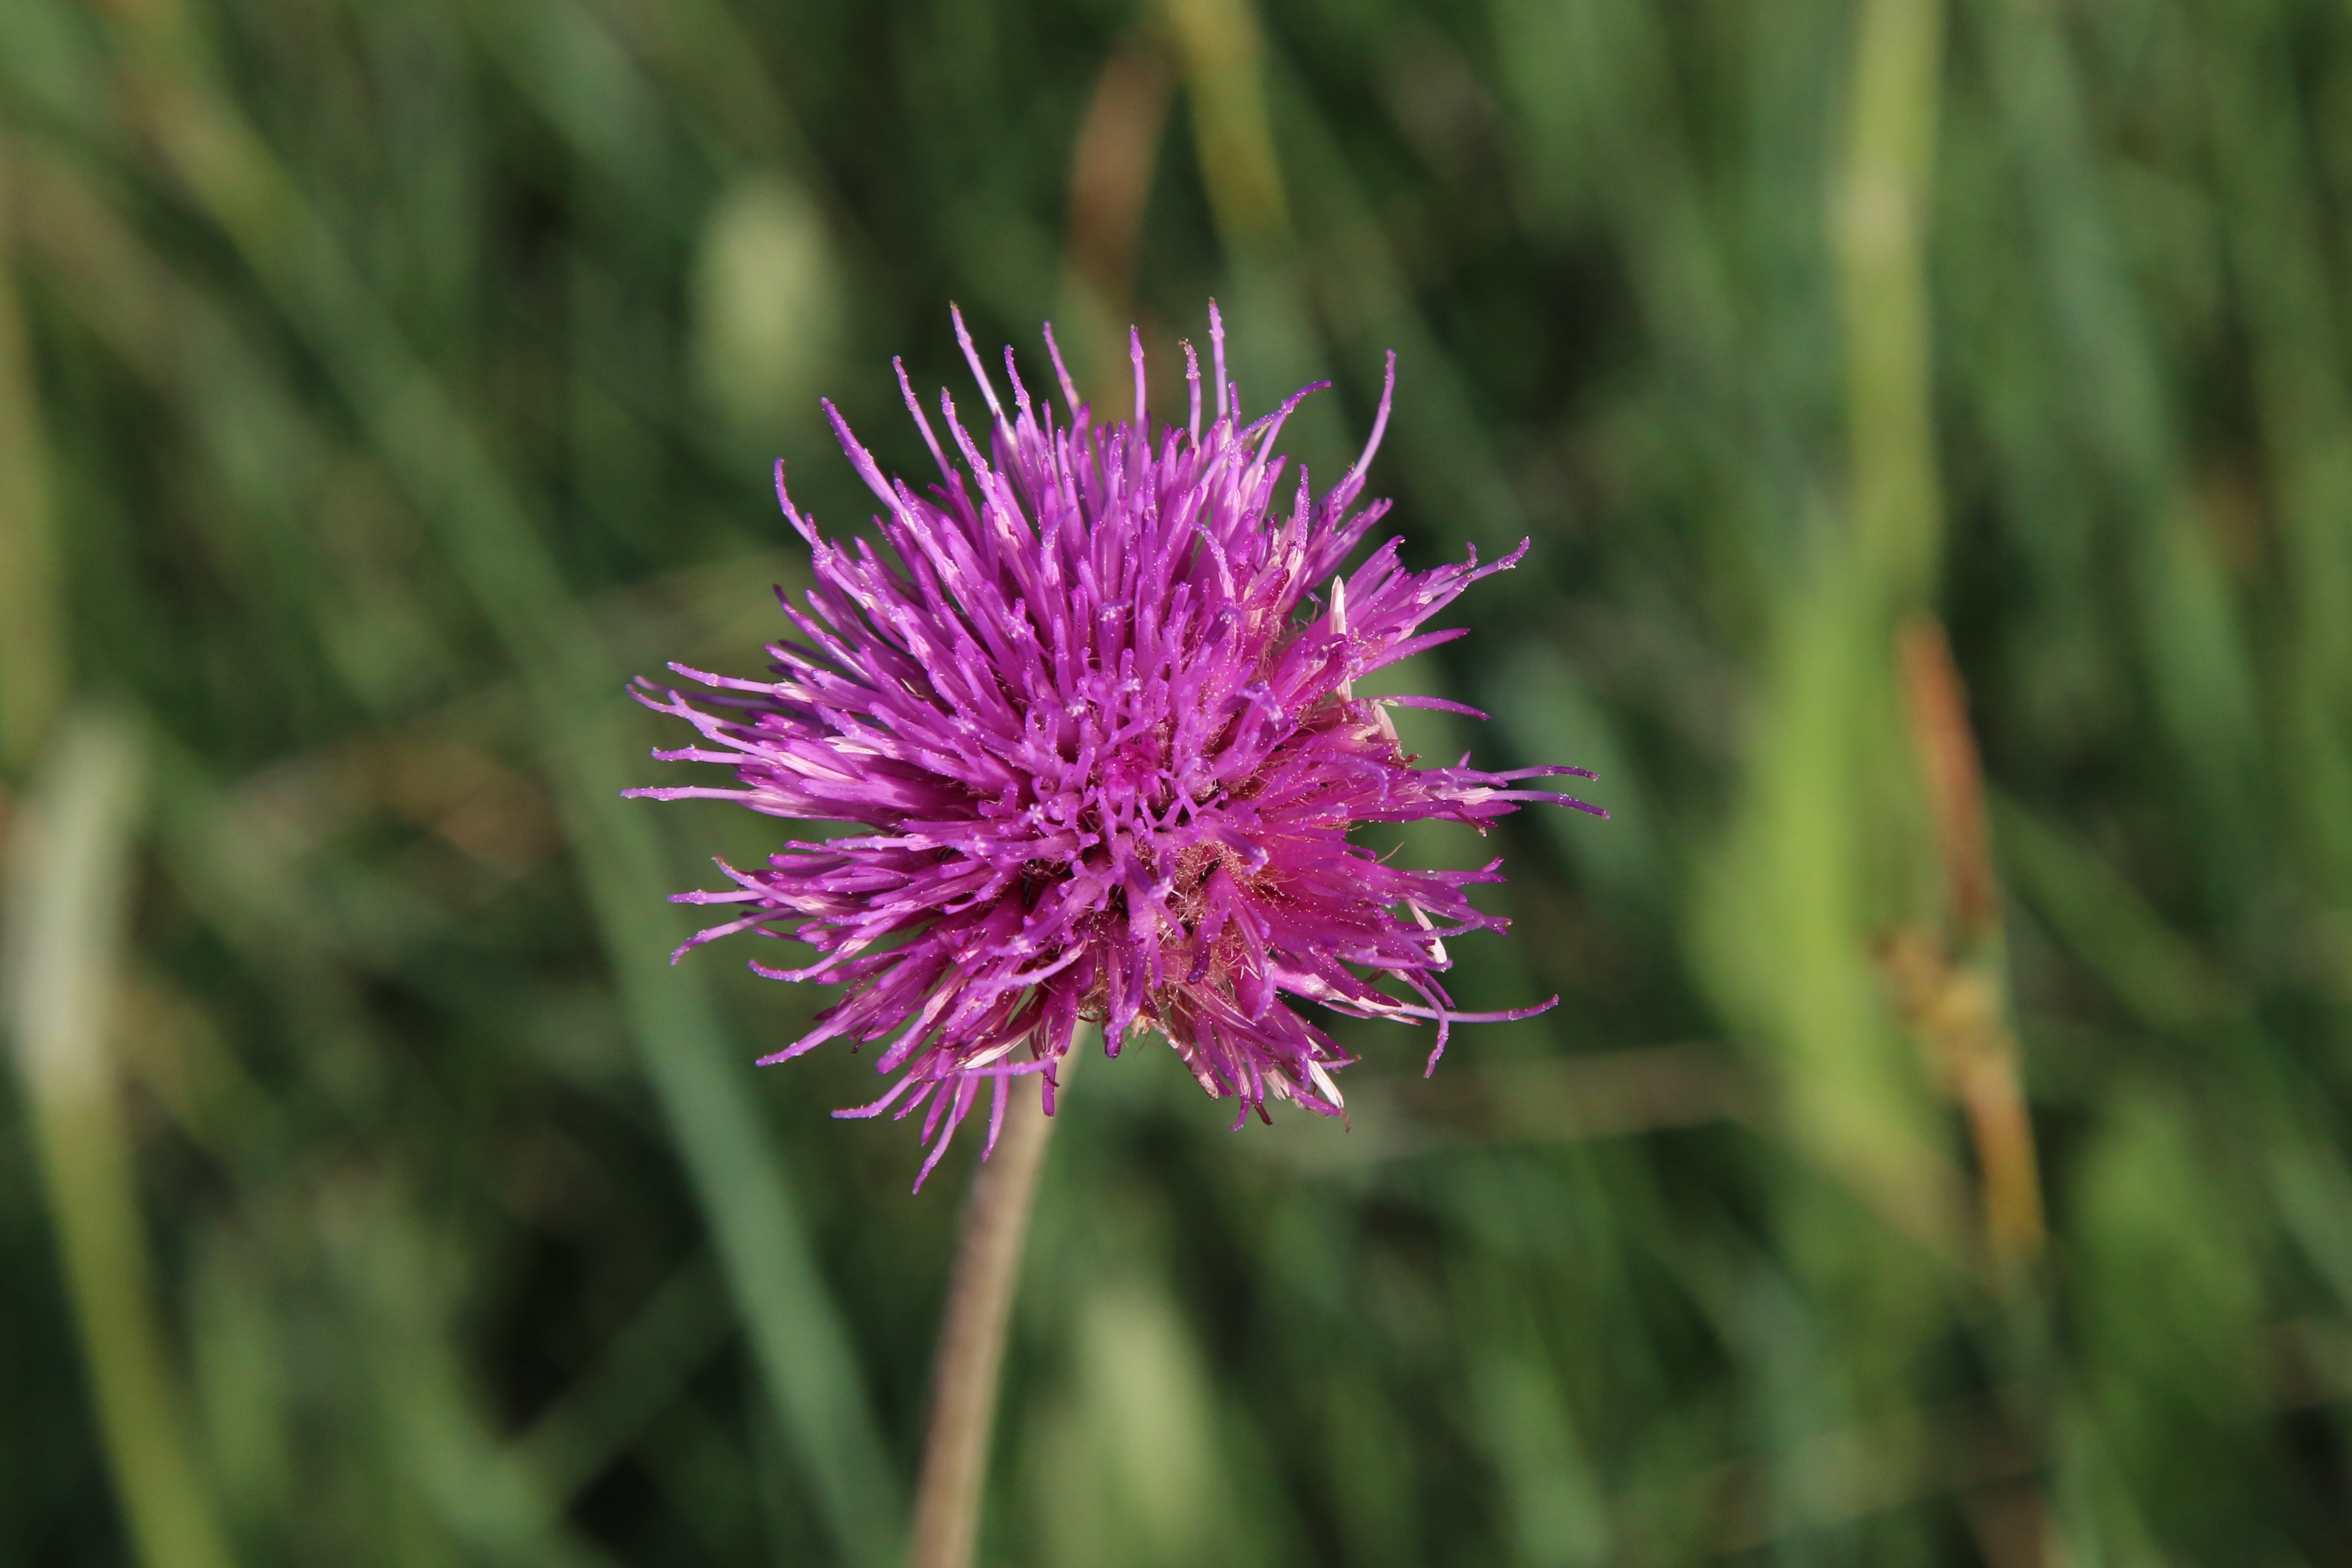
2,0 -> 2349,1562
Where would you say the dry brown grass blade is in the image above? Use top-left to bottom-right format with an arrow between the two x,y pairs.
1890,616 -> 2045,1271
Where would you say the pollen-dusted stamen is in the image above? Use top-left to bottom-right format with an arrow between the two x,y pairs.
1331,576 -> 1355,701
628,308 -> 1606,1189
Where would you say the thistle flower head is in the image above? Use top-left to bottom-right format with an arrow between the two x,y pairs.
630,306 -> 1603,1188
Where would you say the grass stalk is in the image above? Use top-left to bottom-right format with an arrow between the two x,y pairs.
1838,0 -> 1945,607
2,708 -> 236,1568
0,136 -> 66,776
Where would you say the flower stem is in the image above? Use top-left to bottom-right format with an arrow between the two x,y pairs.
905,1048 -> 1075,1568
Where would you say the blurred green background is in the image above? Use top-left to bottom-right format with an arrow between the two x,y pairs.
3,0 -> 2349,1562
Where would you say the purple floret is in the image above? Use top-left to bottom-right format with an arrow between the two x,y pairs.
629,305 -> 1604,1188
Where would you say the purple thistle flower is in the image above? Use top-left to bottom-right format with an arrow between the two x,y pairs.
629,306 -> 1605,1188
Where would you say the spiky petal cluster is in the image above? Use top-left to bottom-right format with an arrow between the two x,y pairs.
629,307 -> 1603,1187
